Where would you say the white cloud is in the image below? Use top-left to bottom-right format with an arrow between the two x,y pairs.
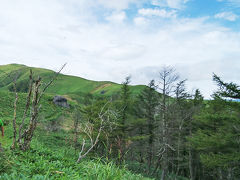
105,11 -> 127,23
217,0 -> 240,7
0,1 -> 240,98
152,0 -> 189,9
97,0 -> 140,10
227,0 -> 240,6
138,8 -> 177,18
214,11 -> 238,21
134,17 -> 148,25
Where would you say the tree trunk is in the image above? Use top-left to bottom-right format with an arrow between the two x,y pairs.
11,81 -> 18,150
18,70 -> 33,144
189,147 -> 194,180
161,77 -> 168,180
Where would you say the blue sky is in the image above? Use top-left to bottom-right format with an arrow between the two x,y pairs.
0,0 -> 239,98
98,0 -> 240,27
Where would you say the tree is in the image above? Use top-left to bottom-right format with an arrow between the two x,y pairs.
116,76 -> 131,163
213,74 -> 240,99
136,80 -> 159,172
120,76 -> 131,136
77,100 -> 117,162
189,96 -> 240,179
10,64 -> 66,150
0,67 -> 28,149
171,80 -> 190,177
189,75 -> 240,179
155,66 -> 179,179
73,106 -> 82,154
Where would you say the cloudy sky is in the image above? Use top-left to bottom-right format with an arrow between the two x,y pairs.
0,0 -> 240,98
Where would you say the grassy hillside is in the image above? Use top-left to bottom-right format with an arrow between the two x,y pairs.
0,64 -> 145,97
0,64 -> 190,180
0,90 -> 151,180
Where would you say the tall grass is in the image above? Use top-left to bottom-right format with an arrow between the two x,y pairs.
0,144 -> 151,180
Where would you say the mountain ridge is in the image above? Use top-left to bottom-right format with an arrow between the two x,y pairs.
0,64 -> 146,97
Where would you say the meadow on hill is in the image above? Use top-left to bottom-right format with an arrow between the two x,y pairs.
0,64 -> 153,180
1,64 -> 239,180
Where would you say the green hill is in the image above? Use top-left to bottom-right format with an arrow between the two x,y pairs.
0,64 -> 153,179
0,87 -> 151,180
0,64 -> 145,97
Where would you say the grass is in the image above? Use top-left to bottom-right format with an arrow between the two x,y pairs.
0,64 -> 189,180
0,64 -> 146,97
0,123 -> 151,180
0,88 -> 152,180
0,64 -> 190,180
0,142 -> 151,180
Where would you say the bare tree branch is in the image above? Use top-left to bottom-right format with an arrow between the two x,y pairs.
76,101 -> 115,162
18,69 -> 33,143
38,63 -> 66,104
11,74 -> 19,150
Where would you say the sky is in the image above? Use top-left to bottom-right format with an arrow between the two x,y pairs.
0,0 -> 240,98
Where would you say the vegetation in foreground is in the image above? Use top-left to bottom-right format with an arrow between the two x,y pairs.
0,64 -> 239,180
0,90 -> 150,180
0,133 -> 150,180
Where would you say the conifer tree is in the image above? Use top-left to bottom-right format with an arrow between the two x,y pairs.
120,76 -> 131,137
116,76 -> 131,163
155,66 -> 179,180
213,74 -> 240,99
136,80 -> 159,172
189,76 -> 240,179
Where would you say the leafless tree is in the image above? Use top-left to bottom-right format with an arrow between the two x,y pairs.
154,66 -> 179,180
11,73 -> 20,149
17,70 -> 33,145
9,64 -> 66,150
77,102 -> 117,162
0,67 -> 27,149
73,107 -> 81,154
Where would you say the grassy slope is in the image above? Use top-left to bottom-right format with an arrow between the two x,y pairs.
0,64 -> 153,179
0,64 -> 145,97
0,90 -> 151,180
0,64 -> 188,180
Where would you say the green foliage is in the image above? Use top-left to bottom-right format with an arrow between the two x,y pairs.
0,144 -> 150,180
189,96 -> 240,178
213,73 -> 240,99
126,161 -> 188,180
0,150 -> 11,175
0,89 -> 149,179
6,64 -> 240,179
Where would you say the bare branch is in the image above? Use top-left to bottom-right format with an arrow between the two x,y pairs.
38,63 -> 66,104
11,74 -> 19,150
18,69 -> 33,143
77,101 -> 114,163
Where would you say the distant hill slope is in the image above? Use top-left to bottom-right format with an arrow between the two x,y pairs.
0,64 -> 145,96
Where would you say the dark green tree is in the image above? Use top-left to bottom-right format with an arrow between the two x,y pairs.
189,76 -> 240,179
120,76 -> 131,136
187,89 -> 204,180
136,80 -> 159,172
115,76 -> 131,163
213,74 -> 240,99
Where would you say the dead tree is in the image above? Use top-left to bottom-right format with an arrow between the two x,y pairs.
11,74 -> 19,149
154,66 -> 179,180
17,70 -> 33,144
0,67 -> 27,149
10,64 -> 66,151
77,102 -> 116,162
19,76 -> 42,150
73,107 -> 81,154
